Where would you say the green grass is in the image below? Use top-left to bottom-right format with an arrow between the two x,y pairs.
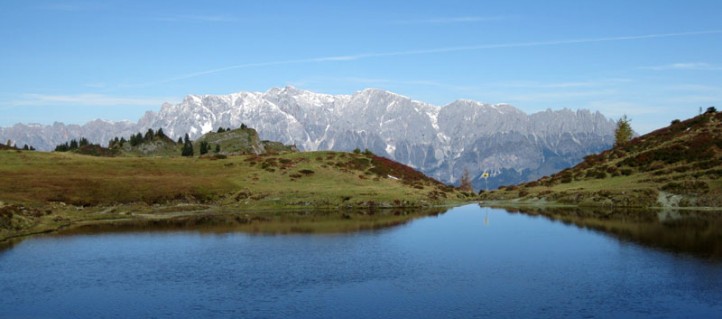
0,150 -> 459,208
481,112 -> 722,209
0,149 -> 468,242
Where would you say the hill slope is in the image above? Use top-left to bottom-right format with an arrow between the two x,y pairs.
194,126 -> 296,155
481,110 -> 722,208
0,150 -> 467,242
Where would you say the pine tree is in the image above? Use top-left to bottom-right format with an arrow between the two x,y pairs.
156,128 -> 166,138
144,129 -> 154,141
215,144 -> 221,153
181,133 -> 194,157
130,132 -> 144,147
614,115 -> 633,147
199,141 -> 209,155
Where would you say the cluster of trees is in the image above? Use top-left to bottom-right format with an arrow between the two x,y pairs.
108,128 -> 169,149
55,137 -> 92,152
352,148 -> 374,156
56,125 -> 244,157
2,140 -> 35,151
216,123 -> 249,134
198,141 -> 221,155
182,135 -> 221,157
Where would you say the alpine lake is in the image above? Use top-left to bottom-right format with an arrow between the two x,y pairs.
1,204 -> 721,318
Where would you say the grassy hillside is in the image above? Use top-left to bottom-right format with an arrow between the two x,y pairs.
0,150 -> 467,242
195,127 -> 294,155
480,110 -> 722,209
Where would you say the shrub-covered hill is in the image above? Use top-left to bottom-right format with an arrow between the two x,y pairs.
55,126 -> 295,157
0,150 -> 468,241
481,109 -> 722,208
194,126 -> 295,155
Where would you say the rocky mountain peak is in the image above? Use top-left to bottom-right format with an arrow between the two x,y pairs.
0,87 -> 616,189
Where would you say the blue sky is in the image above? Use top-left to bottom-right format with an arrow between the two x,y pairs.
1,0 -> 721,133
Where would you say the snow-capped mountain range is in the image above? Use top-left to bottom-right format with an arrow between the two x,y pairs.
1,86 -> 616,189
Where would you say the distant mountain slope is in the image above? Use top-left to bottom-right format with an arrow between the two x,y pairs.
0,87 -> 616,188
481,109 -> 722,208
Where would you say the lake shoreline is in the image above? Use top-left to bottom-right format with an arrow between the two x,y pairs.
0,201 -> 467,245
479,198 -> 722,212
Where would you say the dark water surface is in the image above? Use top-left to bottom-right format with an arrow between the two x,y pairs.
2,204 -> 722,318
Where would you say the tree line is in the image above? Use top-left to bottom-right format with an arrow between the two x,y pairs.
3,139 -> 35,151
53,124 -> 252,156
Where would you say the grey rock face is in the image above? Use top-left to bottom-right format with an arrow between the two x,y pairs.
0,87 -> 616,189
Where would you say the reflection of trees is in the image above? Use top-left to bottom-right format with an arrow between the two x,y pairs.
485,204 -> 722,260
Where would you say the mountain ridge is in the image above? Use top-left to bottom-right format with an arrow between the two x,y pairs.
0,87 -> 616,188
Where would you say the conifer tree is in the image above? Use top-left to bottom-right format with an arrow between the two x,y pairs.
144,128 -> 155,141
181,133 -> 194,157
614,115 -> 633,147
199,141 -> 209,155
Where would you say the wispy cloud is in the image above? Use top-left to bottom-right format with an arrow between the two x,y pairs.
291,76 -> 476,92
153,14 -> 235,22
584,101 -> 660,117
83,82 -> 107,89
35,2 -> 104,12
505,89 -> 617,103
11,93 -> 170,107
641,62 -> 722,71
665,84 -> 722,92
495,80 -> 621,89
138,29 -> 722,87
392,16 -> 509,25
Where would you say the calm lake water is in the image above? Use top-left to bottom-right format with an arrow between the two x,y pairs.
2,204 -> 722,318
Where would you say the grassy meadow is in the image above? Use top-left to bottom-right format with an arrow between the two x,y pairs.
0,149 -> 466,242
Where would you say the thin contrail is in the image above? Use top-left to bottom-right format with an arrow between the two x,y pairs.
136,30 -> 722,87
